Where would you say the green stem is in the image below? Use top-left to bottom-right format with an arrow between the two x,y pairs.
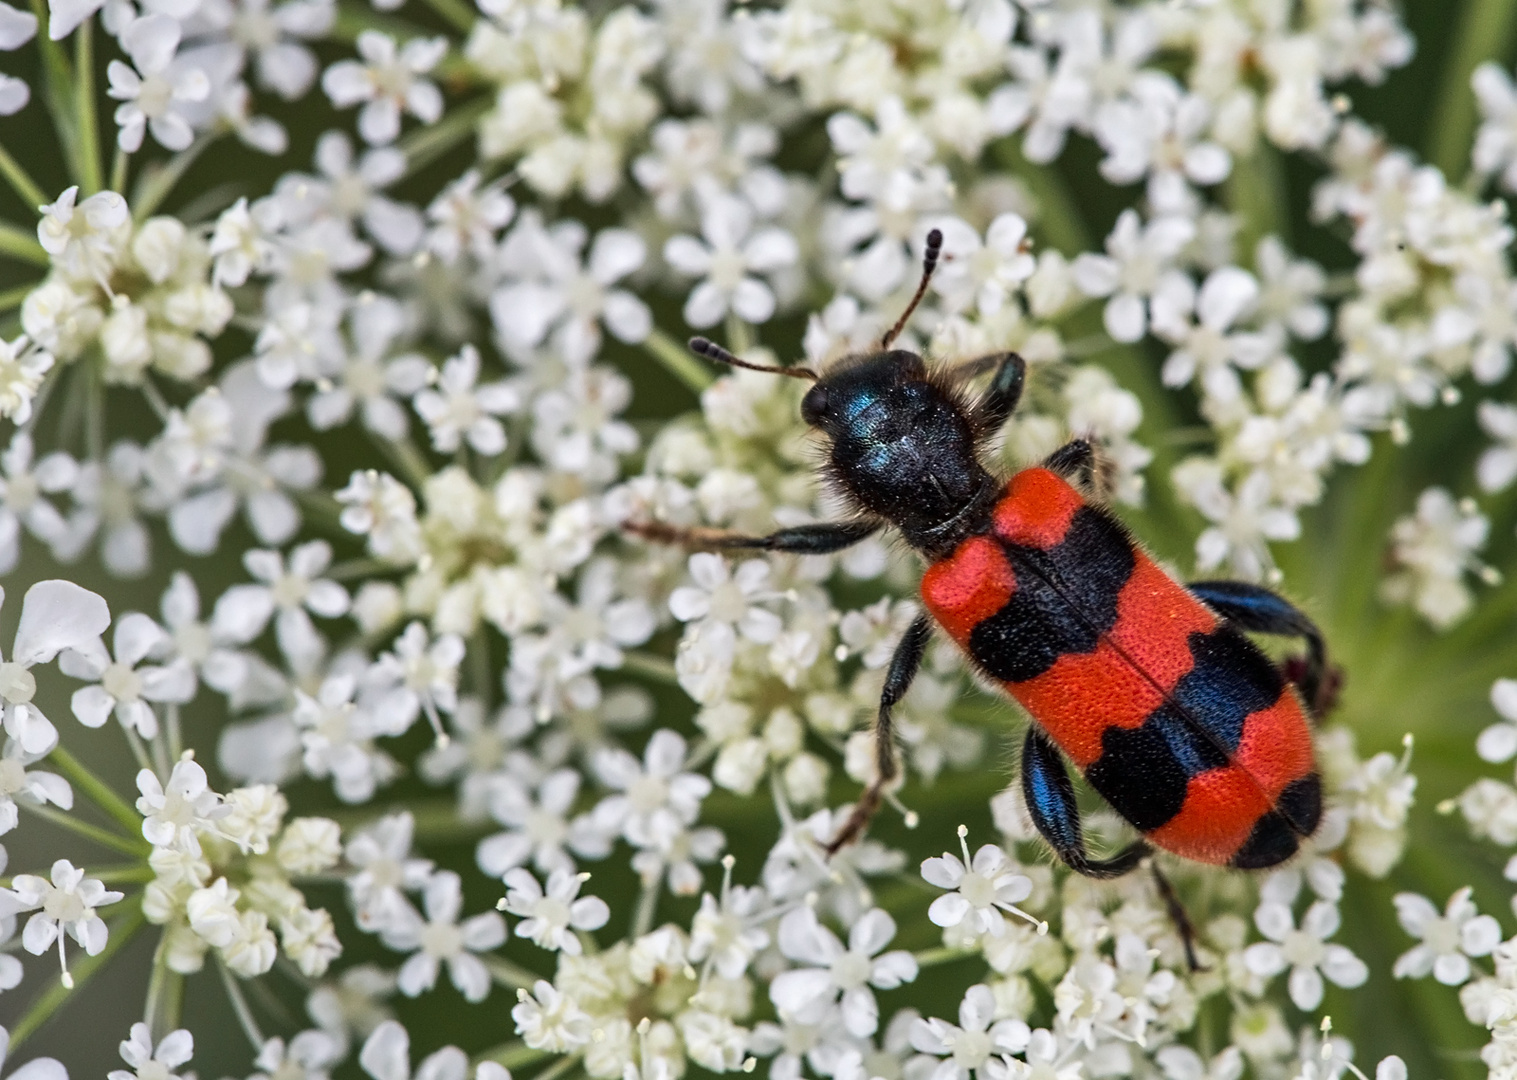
110,147 -> 127,195
400,94 -> 492,175
1427,0 -> 1517,178
476,1044 -> 553,1070
0,221 -> 48,265
996,138 -> 1088,256
913,946 -> 974,968
48,744 -> 146,834
132,136 -> 219,221
7,898 -> 145,1051
217,956 -> 267,1050
76,20 -> 103,195
620,650 -> 679,684
0,142 -> 48,209
19,802 -> 149,856
29,0 -> 82,185
631,874 -> 661,938
642,327 -> 713,393
0,280 -> 38,312
1223,142 -> 1289,255
143,928 -> 170,1032
415,0 -> 475,34
486,956 -> 544,990
533,1054 -> 583,1080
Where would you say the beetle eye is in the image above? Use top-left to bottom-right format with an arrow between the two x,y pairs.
800,385 -> 830,426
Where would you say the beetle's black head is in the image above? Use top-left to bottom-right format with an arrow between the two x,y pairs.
683,228 -> 994,554
800,350 -> 992,550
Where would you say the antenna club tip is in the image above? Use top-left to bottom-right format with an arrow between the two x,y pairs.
689,336 -> 714,355
926,227 -> 943,248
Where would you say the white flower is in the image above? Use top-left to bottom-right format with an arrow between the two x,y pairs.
670,552 -> 783,644
1151,266 -> 1269,400
425,168 -> 515,264
371,621 -> 466,742
663,194 -> 798,328
1242,899 -> 1368,1010
0,5 -> 34,114
769,906 -> 918,1036
909,984 -> 1030,1080
64,612 -> 196,738
931,215 -> 1036,317
689,872 -> 769,979
491,214 -> 651,366
284,130 -> 422,254
380,870 -> 507,1002
1254,236 -> 1329,341
293,673 -> 399,803
1477,401 -> 1517,493
476,768 -> 587,877
135,757 -> 227,854
358,1021 -> 471,1080
0,736 -> 72,834
921,828 -> 1039,938
995,1029 -> 1081,1080
512,980 -> 592,1052
1172,461 -> 1299,581
0,434 -> 75,574
106,16 -> 210,152
591,728 -> 711,850
1391,887 -> 1502,985
2,859 -> 122,987
0,579 -> 111,754
1381,487 -> 1491,629
498,868 -> 608,955
346,811 -> 434,931
0,1024 -> 65,1080
321,31 -> 445,145
1071,209 -> 1195,343
108,1025 -> 193,1080
214,541 -> 351,661
1473,62 -> 1517,192
1093,71 -> 1230,196
413,345 -> 520,455
0,336 -> 53,424
36,185 -> 128,280
1479,678 -> 1517,763
250,1030 -> 344,1080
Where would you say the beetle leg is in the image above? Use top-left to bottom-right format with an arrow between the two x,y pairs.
1148,861 -> 1204,973
1020,726 -> 1150,879
626,519 -> 879,556
968,352 -> 1027,431
1043,438 -> 1096,486
825,614 -> 932,855
1187,580 -> 1335,715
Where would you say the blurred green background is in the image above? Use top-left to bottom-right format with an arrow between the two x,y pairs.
3,0 -> 1517,1075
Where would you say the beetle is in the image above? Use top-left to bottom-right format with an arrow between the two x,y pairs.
632,229 -> 1328,916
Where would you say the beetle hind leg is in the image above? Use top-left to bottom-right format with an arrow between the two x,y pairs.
1187,579 -> 1340,716
1022,727 -> 1203,970
1021,727 -> 1149,878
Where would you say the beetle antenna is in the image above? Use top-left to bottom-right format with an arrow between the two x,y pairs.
688,336 -> 818,381
881,227 -> 943,349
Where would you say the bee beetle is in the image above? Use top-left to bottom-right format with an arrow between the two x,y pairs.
633,229 -> 1327,927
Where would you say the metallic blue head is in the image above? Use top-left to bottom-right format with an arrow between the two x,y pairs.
800,351 -> 992,551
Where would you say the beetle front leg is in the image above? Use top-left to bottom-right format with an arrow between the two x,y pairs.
1187,580 -> 1334,714
1020,726 -> 1149,879
626,519 -> 879,555
972,352 -> 1028,431
825,614 -> 933,855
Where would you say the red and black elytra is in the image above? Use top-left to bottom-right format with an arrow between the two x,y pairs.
631,228 -> 1328,890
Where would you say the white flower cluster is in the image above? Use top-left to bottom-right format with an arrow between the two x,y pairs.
0,0 -> 1514,1073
